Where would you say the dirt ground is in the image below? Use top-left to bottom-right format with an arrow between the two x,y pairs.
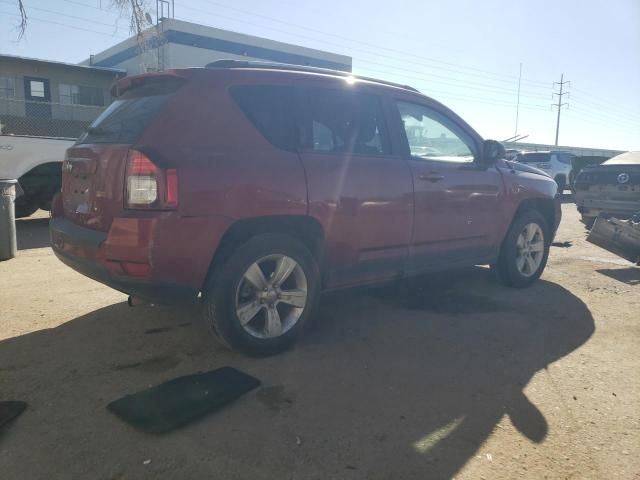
1,200 -> 638,480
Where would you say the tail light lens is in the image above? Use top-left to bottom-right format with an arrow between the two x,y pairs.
125,150 -> 178,209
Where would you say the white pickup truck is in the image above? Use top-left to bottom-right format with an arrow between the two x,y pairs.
0,135 -> 72,217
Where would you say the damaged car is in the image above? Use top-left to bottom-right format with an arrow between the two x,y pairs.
574,151 -> 640,228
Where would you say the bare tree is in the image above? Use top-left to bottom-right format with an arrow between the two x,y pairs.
14,0 -> 153,39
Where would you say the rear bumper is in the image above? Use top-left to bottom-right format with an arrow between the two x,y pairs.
575,195 -> 640,219
50,216 -> 199,304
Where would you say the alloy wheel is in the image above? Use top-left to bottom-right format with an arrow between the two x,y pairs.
515,223 -> 545,277
235,254 -> 308,339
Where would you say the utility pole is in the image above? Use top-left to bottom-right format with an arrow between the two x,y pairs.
514,63 -> 522,138
552,74 -> 570,146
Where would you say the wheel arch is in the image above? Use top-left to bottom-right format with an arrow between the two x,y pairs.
201,215 -> 325,291
511,197 -> 557,241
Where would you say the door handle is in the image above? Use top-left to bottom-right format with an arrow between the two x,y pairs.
419,173 -> 444,182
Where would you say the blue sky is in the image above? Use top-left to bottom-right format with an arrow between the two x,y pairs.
2,0 -> 639,150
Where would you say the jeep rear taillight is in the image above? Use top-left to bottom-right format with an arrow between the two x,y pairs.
125,150 -> 178,209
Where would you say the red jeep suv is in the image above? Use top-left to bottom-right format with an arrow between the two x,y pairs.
50,61 -> 561,356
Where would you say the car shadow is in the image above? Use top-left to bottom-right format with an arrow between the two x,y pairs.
15,216 -> 50,250
0,268 -> 595,479
596,267 -> 640,285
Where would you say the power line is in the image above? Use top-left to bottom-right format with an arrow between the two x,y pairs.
176,0 -> 550,88
171,7 -> 552,100
570,102 -> 640,125
570,94 -> 640,122
0,9 -> 127,38
352,59 -> 549,101
0,0 -> 127,31
568,106 -> 640,131
552,74 -> 570,146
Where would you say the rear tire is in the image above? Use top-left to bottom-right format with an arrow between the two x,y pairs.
202,233 -> 320,356
493,210 -> 550,288
554,176 -> 566,193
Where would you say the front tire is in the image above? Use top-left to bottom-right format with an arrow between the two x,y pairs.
202,233 -> 320,356
493,210 -> 550,288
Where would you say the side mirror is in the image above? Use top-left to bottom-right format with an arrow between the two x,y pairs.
481,139 -> 506,166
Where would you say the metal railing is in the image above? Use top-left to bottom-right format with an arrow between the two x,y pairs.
0,97 -> 107,139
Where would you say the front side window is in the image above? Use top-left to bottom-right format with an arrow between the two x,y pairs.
298,88 -> 391,156
0,77 -> 15,98
396,101 -> 473,163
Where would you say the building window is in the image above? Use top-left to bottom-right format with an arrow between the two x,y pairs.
59,83 -> 105,106
29,80 -> 46,98
0,77 -> 15,98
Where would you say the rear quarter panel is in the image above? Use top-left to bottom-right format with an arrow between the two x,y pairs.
136,71 -> 308,287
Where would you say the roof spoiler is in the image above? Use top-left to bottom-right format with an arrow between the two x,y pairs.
111,70 -> 188,97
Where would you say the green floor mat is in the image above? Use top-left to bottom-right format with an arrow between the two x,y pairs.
107,367 -> 260,433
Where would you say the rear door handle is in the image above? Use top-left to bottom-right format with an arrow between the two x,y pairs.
419,173 -> 444,182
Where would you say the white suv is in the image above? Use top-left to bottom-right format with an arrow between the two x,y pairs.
515,151 -> 574,192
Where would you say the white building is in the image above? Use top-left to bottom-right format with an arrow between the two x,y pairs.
82,18 -> 352,75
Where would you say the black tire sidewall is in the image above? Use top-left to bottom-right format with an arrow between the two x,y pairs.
498,211 -> 550,288
203,233 -> 320,356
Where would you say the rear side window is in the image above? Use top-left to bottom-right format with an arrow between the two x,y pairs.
230,85 -> 296,151
297,88 -> 391,156
77,80 -> 182,144
517,153 -> 550,163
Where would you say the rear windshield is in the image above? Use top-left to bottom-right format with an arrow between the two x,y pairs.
517,153 -> 550,163
77,80 -> 182,144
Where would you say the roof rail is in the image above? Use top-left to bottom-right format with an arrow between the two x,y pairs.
205,59 -> 419,93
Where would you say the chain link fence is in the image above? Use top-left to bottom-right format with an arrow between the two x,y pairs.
0,97 -> 106,139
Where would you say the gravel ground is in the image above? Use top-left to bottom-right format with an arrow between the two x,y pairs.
0,201 -> 638,480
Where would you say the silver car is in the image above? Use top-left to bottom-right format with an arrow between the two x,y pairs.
515,151 -> 574,192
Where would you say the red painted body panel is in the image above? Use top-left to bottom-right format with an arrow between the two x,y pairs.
51,68 -> 560,303
300,151 -> 414,287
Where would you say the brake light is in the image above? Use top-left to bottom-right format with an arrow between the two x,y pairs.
125,150 -> 178,209
165,168 -> 178,208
